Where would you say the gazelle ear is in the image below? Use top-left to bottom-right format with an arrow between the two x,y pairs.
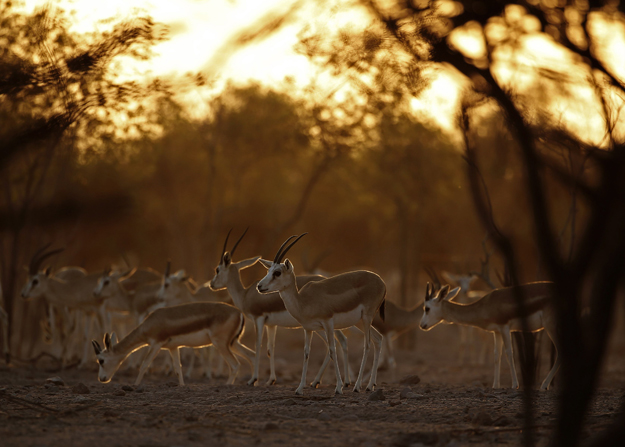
436,284 -> 451,301
258,259 -> 273,270
445,287 -> 461,301
284,259 -> 293,271
92,340 -> 102,355
44,266 -> 51,277
236,256 -> 261,270
425,282 -> 432,301
110,332 -> 118,347
223,252 -> 232,267
104,333 -> 111,350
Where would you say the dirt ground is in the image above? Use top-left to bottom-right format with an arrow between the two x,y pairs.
1,325 -> 624,447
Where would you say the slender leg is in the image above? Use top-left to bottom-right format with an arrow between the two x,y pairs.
501,327 -> 519,389
78,313 -> 95,369
366,327 -> 382,391
169,348 -> 185,386
321,320 -> 342,395
213,339 -> 240,385
385,333 -> 397,379
266,325 -> 278,385
295,329 -> 313,395
231,340 -> 255,371
335,330 -> 351,386
310,331 -> 332,388
541,320 -> 561,390
135,343 -> 163,386
493,332 -> 503,388
353,318 -> 373,393
248,316 -> 265,386
185,348 -> 197,380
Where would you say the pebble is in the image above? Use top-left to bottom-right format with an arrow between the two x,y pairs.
282,398 -> 298,406
368,389 -> 385,401
46,377 -> 65,387
112,390 -> 126,397
388,399 -> 401,407
318,412 -> 331,421
341,414 -> 359,421
471,410 -> 494,426
135,386 -> 145,393
121,385 -> 134,392
399,388 -> 412,399
398,374 -> 421,385
72,383 -> 90,394
263,422 -> 279,430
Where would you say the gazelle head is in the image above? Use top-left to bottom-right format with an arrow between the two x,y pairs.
209,228 -> 261,291
419,283 -> 460,331
93,267 -> 134,298
257,234 -> 307,294
156,260 -> 192,301
21,245 -> 64,300
92,333 -> 121,383
441,271 -> 477,296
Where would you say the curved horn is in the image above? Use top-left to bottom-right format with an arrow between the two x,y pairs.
29,243 -> 51,275
164,260 -> 171,278
30,247 -> 64,275
276,233 -> 308,264
230,227 -> 249,257
273,235 -> 297,263
220,228 -> 233,262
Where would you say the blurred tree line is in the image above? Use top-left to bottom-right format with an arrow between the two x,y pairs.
0,1 -> 586,361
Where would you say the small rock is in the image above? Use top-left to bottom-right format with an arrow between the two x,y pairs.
318,412 -> 331,421
166,381 -> 178,387
341,414 -> 359,421
399,388 -> 412,399
493,415 -> 512,426
71,383 -> 90,394
135,385 -> 145,393
112,390 -> 126,397
103,410 -> 117,418
46,377 -> 65,387
73,395 -> 90,403
282,398 -> 298,406
263,421 -> 279,430
399,374 -> 421,385
388,399 -> 401,407
121,385 -> 134,392
472,410 -> 493,426
368,389 -> 385,401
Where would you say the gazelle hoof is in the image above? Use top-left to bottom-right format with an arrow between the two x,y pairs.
310,382 -> 320,389
335,388 -> 343,395
247,378 -> 258,386
265,379 -> 276,386
295,388 -> 304,395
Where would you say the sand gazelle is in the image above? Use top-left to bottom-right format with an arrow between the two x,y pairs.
419,281 -> 561,390
209,228 -> 353,388
92,302 -> 254,386
21,245 -> 109,367
257,234 -> 387,395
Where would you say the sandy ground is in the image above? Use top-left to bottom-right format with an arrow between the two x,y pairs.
1,324 -> 624,447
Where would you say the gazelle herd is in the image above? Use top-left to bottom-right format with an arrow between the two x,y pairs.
3,232 -> 562,395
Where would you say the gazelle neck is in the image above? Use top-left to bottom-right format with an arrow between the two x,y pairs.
441,300 -> 482,328
275,274 -> 301,316
225,268 -> 248,308
111,327 -> 147,360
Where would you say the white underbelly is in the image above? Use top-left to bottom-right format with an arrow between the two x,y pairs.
162,330 -> 212,349
331,305 -> 364,330
265,310 -> 300,328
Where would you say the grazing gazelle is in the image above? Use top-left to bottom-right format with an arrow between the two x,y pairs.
92,302 -> 254,386
257,234 -> 386,395
419,282 -> 560,390
209,229 -> 353,388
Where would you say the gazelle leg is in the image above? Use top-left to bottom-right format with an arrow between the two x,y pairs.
266,325 -> 278,385
169,348 -> 185,386
248,316 -> 266,386
213,339 -> 240,385
541,320 -> 561,390
335,330 -> 352,386
366,327 -> 382,391
78,313 -> 95,369
231,340 -> 255,371
185,348 -> 197,380
385,333 -> 397,379
493,332 -> 503,388
295,329 -> 313,395
501,327 -> 519,389
310,331 -> 331,388
321,320 -> 343,395
353,318 -> 373,393
135,343 -> 163,386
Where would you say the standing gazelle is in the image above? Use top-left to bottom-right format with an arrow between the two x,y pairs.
419,281 -> 560,390
209,229 -> 353,388
257,234 -> 386,395
92,302 -> 254,386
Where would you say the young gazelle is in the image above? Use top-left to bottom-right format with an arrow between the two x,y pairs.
92,302 -> 254,386
257,234 -> 386,395
419,281 -> 560,390
209,229 -> 353,388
